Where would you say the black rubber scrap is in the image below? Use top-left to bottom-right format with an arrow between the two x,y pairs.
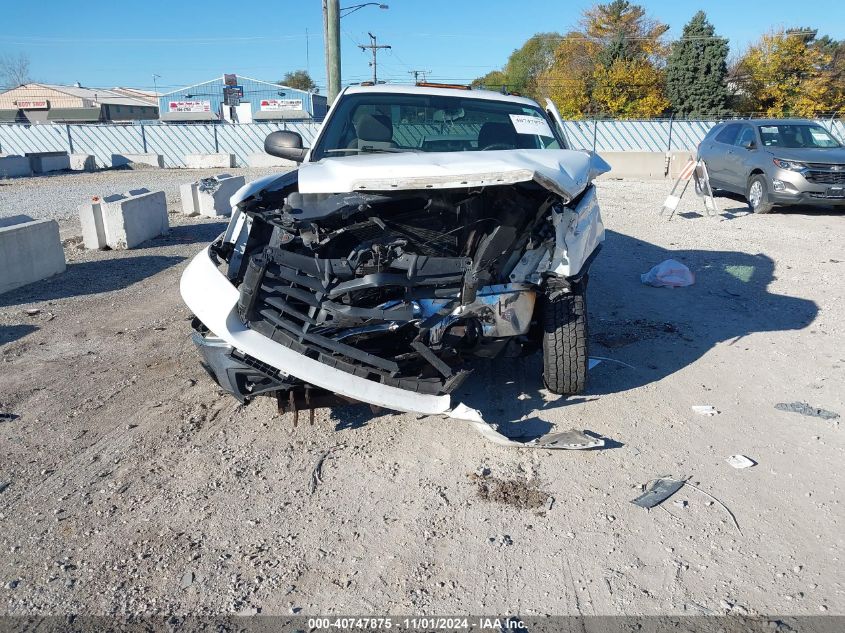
775,402 -> 839,421
0,413 -> 20,422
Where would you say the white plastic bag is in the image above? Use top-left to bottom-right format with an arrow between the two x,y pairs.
641,259 -> 695,288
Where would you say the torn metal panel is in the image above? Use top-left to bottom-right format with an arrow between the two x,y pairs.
548,185 -> 605,278
631,478 -> 686,509
296,149 -> 607,200
447,405 -> 605,450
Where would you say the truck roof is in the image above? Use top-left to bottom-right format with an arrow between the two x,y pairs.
342,83 -> 542,108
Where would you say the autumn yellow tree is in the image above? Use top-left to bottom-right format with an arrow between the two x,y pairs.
537,33 -> 599,118
734,29 -> 844,117
592,58 -> 670,117
539,1 -> 669,118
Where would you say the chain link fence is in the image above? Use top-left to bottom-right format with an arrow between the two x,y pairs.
1,119 -> 843,168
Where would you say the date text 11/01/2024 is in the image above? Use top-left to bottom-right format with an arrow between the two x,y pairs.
307,617 -> 526,630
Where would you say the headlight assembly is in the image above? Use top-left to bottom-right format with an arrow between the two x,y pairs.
773,158 -> 806,171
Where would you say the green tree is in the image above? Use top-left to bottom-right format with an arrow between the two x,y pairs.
473,33 -> 560,99
280,70 -> 318,93
471,70 -> 508,91
502,33 -> 561,98
582,0 -> 668,58
665,11 -> 730,117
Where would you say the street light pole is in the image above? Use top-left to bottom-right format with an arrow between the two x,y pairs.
323,2 -> 388,102
325,0 -> 341,104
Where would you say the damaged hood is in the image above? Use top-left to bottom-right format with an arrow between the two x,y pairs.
298,149 -> 610,200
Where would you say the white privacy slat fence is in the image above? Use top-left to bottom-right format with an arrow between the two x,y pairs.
1,119 -> 843,169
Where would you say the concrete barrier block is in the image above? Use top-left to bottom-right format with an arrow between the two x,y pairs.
0,155 -> 33,178
180,174 -> 245,217
244,153 -> 297,168
179,182 -> 199,216
667,151 -> 696,179
26,152 -> 70,174
0,216 -> 66,295
70,154 -> 96,172
78,189 -> 169,250
111,153 -> 164,168
595,152 -> 669,180
184,153 -> 235,169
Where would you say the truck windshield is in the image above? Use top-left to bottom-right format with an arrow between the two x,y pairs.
310,92 -> 563,161
757,124 -> 841,149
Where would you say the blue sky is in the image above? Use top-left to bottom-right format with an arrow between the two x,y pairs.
2,0 -> 844,92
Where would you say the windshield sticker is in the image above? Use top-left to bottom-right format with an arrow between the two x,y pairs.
509,114 -> 554,138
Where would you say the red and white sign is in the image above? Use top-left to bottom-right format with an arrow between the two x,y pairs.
14,100 -> 49,109
168,100 -> 211,113
260,98 -> 303,111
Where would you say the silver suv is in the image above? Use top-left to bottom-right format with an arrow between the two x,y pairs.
697,119 -> 845,213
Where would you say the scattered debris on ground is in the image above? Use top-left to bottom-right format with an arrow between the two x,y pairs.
529,428 -> 606,450
775,401 -> 839,421
631,477 -> 685,509
0,412 -> 19,422
180,570 -> 195,589
641,259 -> 695,287
468,472 -> 551,510
726,454 -> 756,469
691,405 -> 718,416
633,477 -> 744,535
592,318 -> 681,349
309,445 -> 344,494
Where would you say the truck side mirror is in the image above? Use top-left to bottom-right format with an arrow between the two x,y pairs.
264,131 -> 308,162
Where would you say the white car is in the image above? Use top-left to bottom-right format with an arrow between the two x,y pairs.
180,84 -> 609,447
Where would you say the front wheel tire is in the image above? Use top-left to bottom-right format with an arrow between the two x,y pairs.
541,287 -> 588,395
747,175 -> 774,214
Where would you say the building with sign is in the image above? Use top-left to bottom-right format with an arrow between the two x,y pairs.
158,75 -> 327,123
0,83 -> 158,124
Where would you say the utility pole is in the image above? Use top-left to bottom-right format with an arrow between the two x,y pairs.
408,69 -> 431,84
323,0 -> 341,103
359,32 -> 391,84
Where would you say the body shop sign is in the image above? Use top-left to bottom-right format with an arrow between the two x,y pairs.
168,100 -> 211,113
260,99 -> 303,111
14,100 -> 49,109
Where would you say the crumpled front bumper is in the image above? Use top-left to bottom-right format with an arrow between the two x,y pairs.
179,246 -> 602,450
181,245 -> 454,416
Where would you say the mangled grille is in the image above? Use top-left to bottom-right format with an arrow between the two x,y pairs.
236,247 -> 471,395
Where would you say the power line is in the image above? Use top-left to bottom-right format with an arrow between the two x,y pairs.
408,69 -> 432,83
358,32 -> 391,83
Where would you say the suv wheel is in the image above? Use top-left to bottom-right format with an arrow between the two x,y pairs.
541,285 -> 588,395
747,175 -> 774,214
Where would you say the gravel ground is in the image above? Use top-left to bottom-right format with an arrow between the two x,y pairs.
0,176 -> 843,618
0,167 -> 281,237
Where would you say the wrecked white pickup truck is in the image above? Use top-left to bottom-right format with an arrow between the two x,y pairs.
180,84 -> 609,448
